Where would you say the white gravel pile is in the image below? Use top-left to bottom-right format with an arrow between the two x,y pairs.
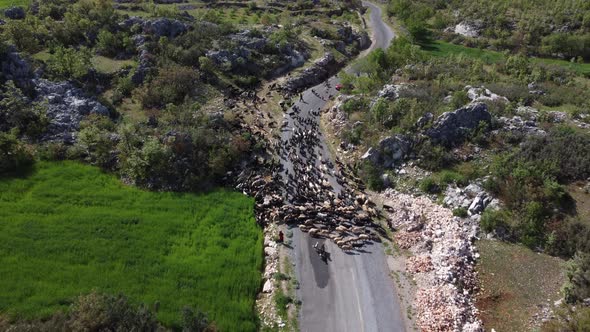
382,189 -> 482,332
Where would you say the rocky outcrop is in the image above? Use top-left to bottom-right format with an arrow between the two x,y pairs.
454,21 -> 483,38
376,83 -> 415,102
361,135 -> 411,169
426,103 -> 491,147
145,18 -> 188,38
119,17 -> 185,84
443,183 -> 500,216
1,48 -> 34,90
283,52 -> 337,92
229,30 -> 268,50
4,6 -> 26,20
34,79 -> 110,143
335,26 -> 371,53
121,17 -> 189,38
495,115 -> 546,137
465,85 -> 508,103
416,112 -> 434,128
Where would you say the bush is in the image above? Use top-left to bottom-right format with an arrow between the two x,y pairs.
67,292 -> 160,332
450,90 -> 470,109
0,81 -> 48,138
139,66 -> 199,108
518,126 -> 590,182
439,170 -> 468,187
0,131 -> 35,175
420,177 -> 439,194
563,252 -> 590,304
47,46 -> 93,81
480,209 -> 510,233
96,29 -> 134,57
360,162 -> 384,191
453,207 -> 468,218
417,140 -> 455,171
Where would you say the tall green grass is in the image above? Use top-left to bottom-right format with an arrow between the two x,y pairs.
0,161 -> 263,331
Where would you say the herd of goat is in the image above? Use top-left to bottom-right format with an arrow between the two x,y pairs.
237,83 -> 385,252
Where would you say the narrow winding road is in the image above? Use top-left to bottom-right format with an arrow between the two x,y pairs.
278,2 -> 406,331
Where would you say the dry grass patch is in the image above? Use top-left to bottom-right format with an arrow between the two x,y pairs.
476,240 -> 565,332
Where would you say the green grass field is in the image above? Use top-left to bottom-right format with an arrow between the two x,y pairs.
424,40 -> 590,75
0,0 -> 29,9
0,161 -> 263,331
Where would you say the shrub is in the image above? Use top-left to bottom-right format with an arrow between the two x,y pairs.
0,131 -> 34,175
563,252 -> 590,304
453,207 -> 468,218
96,29 -> 134,57
67,292 -> 160,332
420,177 -> 439,194
439,170 -> 467,187
518,126 -> 590,182
450,90 -> 470,109
0,81 -> 48,138
360,162 -> 384,191
47,46 -> 93,81
480,209 -> 510,233
417,140 -> 455,171
139,66 -> 199,108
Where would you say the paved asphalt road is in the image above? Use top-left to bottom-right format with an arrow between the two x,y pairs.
278,2 -> 406,332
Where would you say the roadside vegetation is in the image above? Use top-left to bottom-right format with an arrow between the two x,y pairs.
337,1 -> 590,327
0,161 -> 263,331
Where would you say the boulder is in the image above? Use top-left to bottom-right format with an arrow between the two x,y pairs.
229,30 -> 268,49
262,279 -> 273,293
547,111 -> 567,123
465,85 -> 508,103
356,30 -> 371,50
426,103 -> 491,147
4,6 -> 25,20
283,52 -> 337,92
144,18 -> 188,38
516,106 -> 539,120
495,116 -> 546,137
416,112 -> 433,128
361,134 -> 411,169
454,21 -> 482,38
120,17 -> 188,38
377,83 -> 413,101
34,79 -> 110,143
264,246 -> 277,257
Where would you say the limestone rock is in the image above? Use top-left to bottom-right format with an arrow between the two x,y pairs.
262,279 -> 273,293
361,134 -> 411,169
465,85 -> 508,103
34,79 -> 110,143
283,52 -> 337,92
426,103 -> 491,147
454,21 -> 483,38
